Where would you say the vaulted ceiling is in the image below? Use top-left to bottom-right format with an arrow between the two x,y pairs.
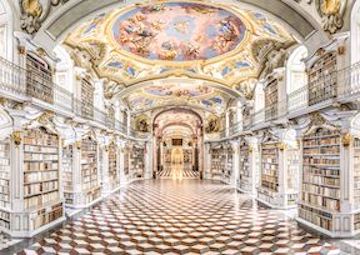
63,1 -> 297,115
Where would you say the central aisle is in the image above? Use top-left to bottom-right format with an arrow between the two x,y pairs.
17,180 -> 348,255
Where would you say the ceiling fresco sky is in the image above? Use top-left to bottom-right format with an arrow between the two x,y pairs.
111,2 -> 246,61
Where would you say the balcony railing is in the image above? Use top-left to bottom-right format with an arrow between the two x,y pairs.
229,122 -> 242,136
288,86 -> 308,113
0,56 -> 151,139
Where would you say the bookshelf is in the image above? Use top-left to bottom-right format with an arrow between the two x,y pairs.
354,138 -> 360,231
80,78 -> 94,119
124,149 -> 129,176
209,144 -> 233,184
307,52 -> 337,106
210,147 -> 225,180
81,136 -> 100,205
26,53 -> 54,104
0,140 -> 10,230
264,75 -> 279,121
299,127 -> 341,232
23,127 -> 63,230
184,149 -> 193,171
260,142 -> 279,193
62,144 -> 74,205
286,148 -> 300,206
239,140 -> 251,193
257,135 -> 299,209
129,146 -> 145,179
108,142 -> 119,190
225,147 -> 233,183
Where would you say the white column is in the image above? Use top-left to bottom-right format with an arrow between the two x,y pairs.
203,143 -> 211,179
225,111 -> 230,137
73,140 -> 83,206
127,111 -> 131,136
118,142 -> 127,187
101,145 -> 110,196
94,79 -> 105,111
278,144 -> 287,208
144,142 -> 153,179
231,142 -> 240,187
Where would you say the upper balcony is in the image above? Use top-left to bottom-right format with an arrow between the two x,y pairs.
246,62 -> 360,132
0,56 -> 149,141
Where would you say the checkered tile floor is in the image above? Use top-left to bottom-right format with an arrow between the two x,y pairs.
0,233 -> 21,252
11,179 -> 354,254
159,165 -> 199,179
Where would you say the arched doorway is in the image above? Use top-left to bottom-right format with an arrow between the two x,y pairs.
153,108 -> 203,180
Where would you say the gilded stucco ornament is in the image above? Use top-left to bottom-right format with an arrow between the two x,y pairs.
342,133 -> 352,147
11,131 -> 22,145
205,115 -> 221,133
20,0 -> 69,35
316,0 -> 347,34
235,79 -> 257,100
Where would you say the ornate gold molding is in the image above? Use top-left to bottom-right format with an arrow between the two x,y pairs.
342,133 -> 352,147
11,131 -> 22,146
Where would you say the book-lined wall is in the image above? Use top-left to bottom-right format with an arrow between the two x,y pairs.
307,52 -> 337,106
210,148 -> 225,180
260,141 -> 279,193
130,146 -> 145,179
26,53 -> 54,104
239,140 -> 252,193
209,145 -> 233,184
81,136 -> 100,205
299,127 -> 341,231
0,140 -> 10,230
23,128 -> 63,230
80,78 -> 94,119
124,149 -> 129,176
63,144 -> 74,205
108,142 -> 119,190
256,135 -> 300,209
264,75 -> 279,121
184,149 -> 192,165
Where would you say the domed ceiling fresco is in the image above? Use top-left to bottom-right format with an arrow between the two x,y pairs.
63,1 -> 296,115
123,83 -> 230,114
111,2 -> 246,61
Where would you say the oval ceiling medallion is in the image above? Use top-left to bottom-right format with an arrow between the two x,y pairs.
111,2 -> 246,61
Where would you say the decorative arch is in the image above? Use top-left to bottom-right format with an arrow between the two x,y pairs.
153,108 -> 203,126
286,45 -> 308,95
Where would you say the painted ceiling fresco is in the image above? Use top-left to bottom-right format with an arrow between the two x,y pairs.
65,2 -> 294,83
111,2 -> 245,61
64,1 -> 296,114
123,83 -> 231,114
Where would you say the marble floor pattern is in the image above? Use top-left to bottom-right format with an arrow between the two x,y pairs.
158,167 -> 199,179
4,179 -> 358,254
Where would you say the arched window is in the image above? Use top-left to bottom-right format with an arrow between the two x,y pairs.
286,45 -> 308,94
0,0 -> 13,60
286,45 -> 308,112
351,0 -> 360,64
54,46 -> 75,93
254,81 -> 265,112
